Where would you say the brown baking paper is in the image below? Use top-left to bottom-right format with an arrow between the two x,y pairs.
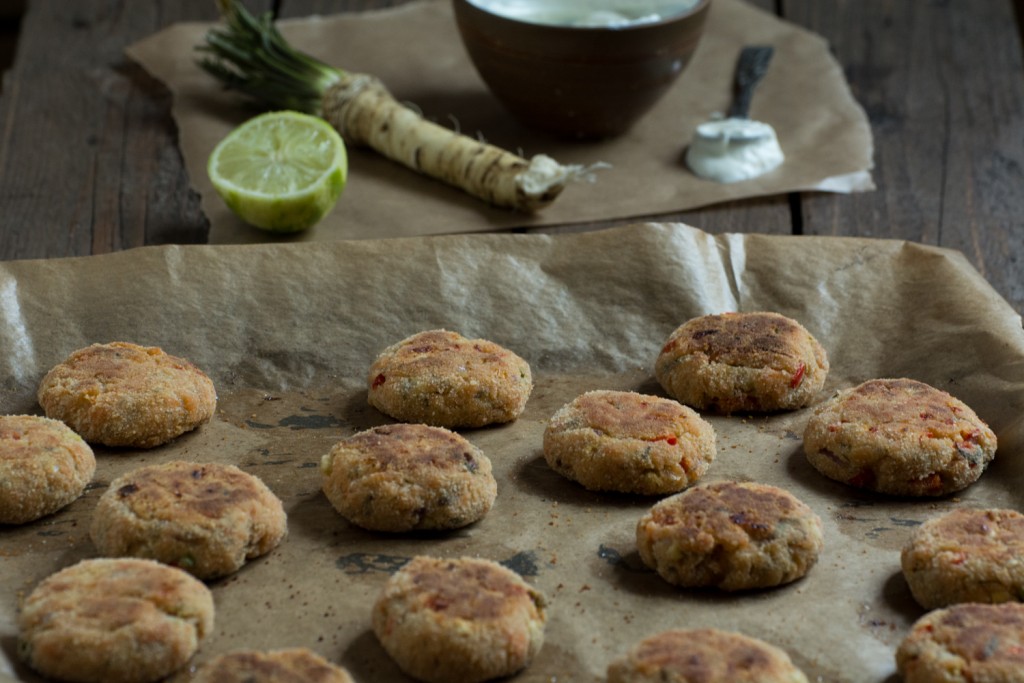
1,223 -> 1022,683
126,0 -> 874,244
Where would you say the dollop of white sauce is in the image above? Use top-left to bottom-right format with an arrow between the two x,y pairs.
561,10 -> 661,27
467,0 -> 699,28
685,117 -> 785,183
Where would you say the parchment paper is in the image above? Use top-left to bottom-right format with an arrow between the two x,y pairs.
126,0 -> 875,244
2,223 -> 1023,683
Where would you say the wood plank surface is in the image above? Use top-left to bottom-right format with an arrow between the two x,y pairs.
789,0 -> 1024,313
0,4 -> 19,81
0,1 -> 220,257
0,0 -> 1021,314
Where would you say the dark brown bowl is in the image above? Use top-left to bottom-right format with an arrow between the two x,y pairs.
453,0 -> 711,139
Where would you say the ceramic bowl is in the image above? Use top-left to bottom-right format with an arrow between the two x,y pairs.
453,0 -> 712,139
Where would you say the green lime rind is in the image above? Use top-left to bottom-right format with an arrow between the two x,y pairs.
216,165 -> 346,233
207,111 -> 348,233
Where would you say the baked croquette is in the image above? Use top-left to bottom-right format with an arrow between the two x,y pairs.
372,555 -> 547,683
321,423 -> 497,532
804,378 -> 996,496
367,329 -> 531,428
636,480 -> 823,591
543,390 -> 716,495
177,648 -> 354,683
901,507 -> 1024,609
607,628 -> 809,683
90,460 -> 287,579
18,557 -> 214,683
655,311 -> 828,414
37,342 -> 217,448
0,414 -> 95,524
896,602 -> 1024,683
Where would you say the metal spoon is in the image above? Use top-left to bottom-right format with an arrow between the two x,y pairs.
729,46 -> 773,118
694,45 -> 775,142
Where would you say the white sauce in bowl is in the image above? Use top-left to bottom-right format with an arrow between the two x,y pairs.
467,0 -> 701,27
685,117 -> 785,183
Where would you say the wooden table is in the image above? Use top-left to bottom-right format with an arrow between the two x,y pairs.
0,0 -> 1022,314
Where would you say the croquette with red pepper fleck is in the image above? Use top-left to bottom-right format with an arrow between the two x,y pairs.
803,378 -> 996,497
901,507 -> 1024,609
654,311 -> 829,414
896,602 -> 1024,683
543,389 -> 716,495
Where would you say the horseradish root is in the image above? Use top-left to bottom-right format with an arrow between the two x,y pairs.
198,0 -> 598,212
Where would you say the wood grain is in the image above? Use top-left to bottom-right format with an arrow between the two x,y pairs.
0,1 -> 233,258
788,0 -> 1024,313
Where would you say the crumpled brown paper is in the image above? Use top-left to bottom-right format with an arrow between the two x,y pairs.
126,0 -> 874,244
1,223 -> 1022,682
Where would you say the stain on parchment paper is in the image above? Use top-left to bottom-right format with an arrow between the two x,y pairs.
278,412 -> 345,430
857,571 -> 920,649
219,387 -> 357,434
596,544 -> 648,573
336,552 -> 410,575
831,499 -> 940,552
211,387 -> 368,489
335,549 -> 541,577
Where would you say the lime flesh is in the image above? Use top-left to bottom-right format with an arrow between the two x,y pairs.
208,111 -> 348,233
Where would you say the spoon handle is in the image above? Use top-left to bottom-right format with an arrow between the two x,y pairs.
728,46 -> 774,119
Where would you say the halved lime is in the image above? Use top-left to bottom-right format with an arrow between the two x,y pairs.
207,111 -> 348,233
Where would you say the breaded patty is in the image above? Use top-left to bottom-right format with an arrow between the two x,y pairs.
90,460 -> 287,579
902,507 -> 1024,609
896,602 -> 1024,683
321,423 -> 497,532
0,414 -> 95,524
607,629 -> 809,683
37,342 -> 217,448
803,378 -> 996,496
636,480 -> 824,591
542,390 -> 716,495
367,329 -> 532,428
372,555 -> 547,683
654,312 -> 829,414
176,648 -> 354,683
18,557 -> 214,683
